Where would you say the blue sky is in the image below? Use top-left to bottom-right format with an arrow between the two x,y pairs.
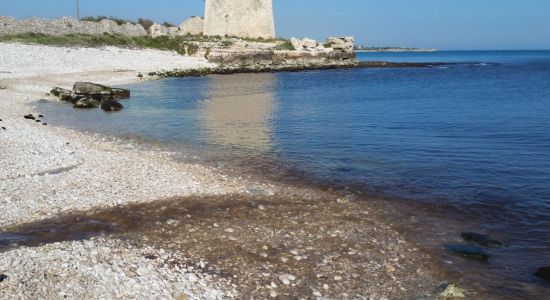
2,0 -> 549,50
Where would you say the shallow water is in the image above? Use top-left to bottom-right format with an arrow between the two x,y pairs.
34,51 -> 550,298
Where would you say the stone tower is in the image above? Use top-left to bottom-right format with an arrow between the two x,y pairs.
204,0 -> 275,39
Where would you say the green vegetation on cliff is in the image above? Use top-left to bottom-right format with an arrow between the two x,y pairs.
0,32 -> 294,55
0,33 -> 186,54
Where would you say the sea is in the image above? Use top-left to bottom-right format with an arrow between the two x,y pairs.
35,50 -> 550,298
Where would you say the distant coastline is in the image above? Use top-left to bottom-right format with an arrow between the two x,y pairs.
354,46 -> 437,52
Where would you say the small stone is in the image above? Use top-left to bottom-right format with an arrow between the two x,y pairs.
313,291 -> 322,297
333,275 -> 343,281
323,284 -> 329,290
259,252 -> 268,258
0,274 -> 8,282
280,257 -> 289,263
278,274 -> 292,285
187,273 -> 199,283
269,291 -> 278,298
224,228 -> 235,233
439,283 -> 465,298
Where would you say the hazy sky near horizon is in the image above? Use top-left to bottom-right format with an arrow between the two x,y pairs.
2,0 -> 549,50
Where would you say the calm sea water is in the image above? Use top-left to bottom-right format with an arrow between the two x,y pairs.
37,51 -> 550,297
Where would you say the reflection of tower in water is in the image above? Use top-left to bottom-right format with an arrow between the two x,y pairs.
200,73 -> 276,153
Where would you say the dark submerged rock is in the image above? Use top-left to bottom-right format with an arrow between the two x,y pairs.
24,114 -> 35,120
0,274 -> 7,282
461,232 -> 507,248
535,267 -> 550,282
101,100 -> 123,112
445,244 -> 489,261
110,88 -> 131,100
73,98 -> 100,109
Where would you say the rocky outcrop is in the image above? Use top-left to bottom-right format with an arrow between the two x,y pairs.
179,17 -> 204,35
73,82 -> 130,100
204,37 -> 356,71
50,82 -> 128,111
0,16 -> 146,37
148,23 -> 169,38
326,37 -> 355,53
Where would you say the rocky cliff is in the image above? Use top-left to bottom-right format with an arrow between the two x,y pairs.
0,16 -> 147,37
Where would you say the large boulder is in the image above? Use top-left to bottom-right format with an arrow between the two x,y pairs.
290,37 -> 304,50
327,37 -> 355,53
302,38 -> 318,49
73,98 -> 100,109
73,82 -> 130,100
73,82 -> 112,95
101,100 -> 123,112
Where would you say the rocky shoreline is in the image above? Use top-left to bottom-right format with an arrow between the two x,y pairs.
146,61 -> 451,78
0,42 -> 465,299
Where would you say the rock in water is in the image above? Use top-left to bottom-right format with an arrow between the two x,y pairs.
461,232 -> 507,248
101,100 -> 123,112
110,88 -> 131,100
439,283 -> 465,298
74,82 -> 114,102
73,82 -> 112,94
445,244 -> 489,261
73,82 -> 130,100
73,98 -> 100,109
535,267 -> 550,281
0,274 -> 7,282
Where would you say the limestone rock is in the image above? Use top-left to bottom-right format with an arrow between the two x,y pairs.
439,283 -> 465,298
0,17 -> 146,37
179,17 -> 204,35
302,38 -> 317,49
290,37 -> 304,50
327,37 -> 355,53
149,23 -> 169,38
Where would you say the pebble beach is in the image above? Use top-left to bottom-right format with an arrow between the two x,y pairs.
0,43 -> 447,299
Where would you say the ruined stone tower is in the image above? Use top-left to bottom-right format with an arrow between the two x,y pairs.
204,0 -> 275,39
